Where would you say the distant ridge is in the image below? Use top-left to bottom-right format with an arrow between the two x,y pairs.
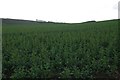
1,18 -> 119,24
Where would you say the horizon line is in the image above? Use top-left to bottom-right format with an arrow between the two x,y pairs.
1,18 -> 119,24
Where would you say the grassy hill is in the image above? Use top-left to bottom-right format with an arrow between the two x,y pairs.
2,18 -> 120,79
2,18 -> 119,33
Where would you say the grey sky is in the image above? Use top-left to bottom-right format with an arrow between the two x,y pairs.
0,0 -> 119,23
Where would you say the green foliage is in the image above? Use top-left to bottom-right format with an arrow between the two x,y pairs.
2,19 -> 119,79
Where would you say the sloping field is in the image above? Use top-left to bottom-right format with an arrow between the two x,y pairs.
2,19 -> 120,79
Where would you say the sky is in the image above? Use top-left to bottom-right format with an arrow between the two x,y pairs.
0,0 -> 119,23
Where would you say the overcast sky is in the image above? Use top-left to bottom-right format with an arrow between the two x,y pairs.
0,0 -> 119,23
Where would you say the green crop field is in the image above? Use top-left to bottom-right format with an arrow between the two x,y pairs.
2,19 -> 120,79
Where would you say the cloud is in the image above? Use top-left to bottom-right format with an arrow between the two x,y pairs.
118,1 -> 120,19
113,3 -> 118,10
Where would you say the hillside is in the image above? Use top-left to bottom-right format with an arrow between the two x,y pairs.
2,18 -> 120,79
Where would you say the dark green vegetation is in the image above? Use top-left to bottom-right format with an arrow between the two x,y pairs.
2,19 -> 120,79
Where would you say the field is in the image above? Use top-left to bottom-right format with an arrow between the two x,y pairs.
2,19 -> 120,79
